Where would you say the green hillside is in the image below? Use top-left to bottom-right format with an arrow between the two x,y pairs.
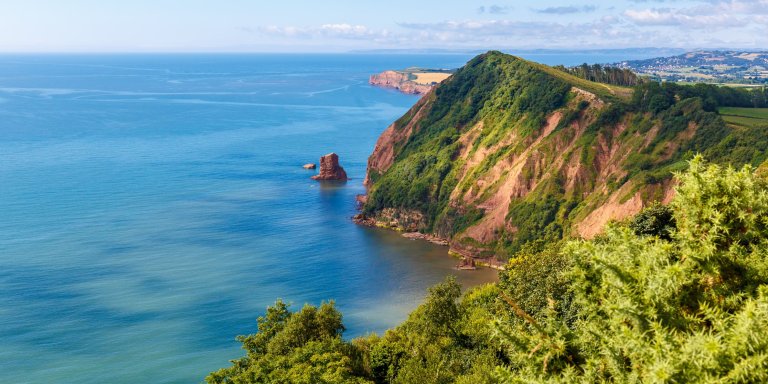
362,51 -> 768,257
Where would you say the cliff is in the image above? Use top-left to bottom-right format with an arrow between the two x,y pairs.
361,51 -> 768,259
369,70 -> 438,95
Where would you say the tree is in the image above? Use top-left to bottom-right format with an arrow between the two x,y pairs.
207,300 -> 370,384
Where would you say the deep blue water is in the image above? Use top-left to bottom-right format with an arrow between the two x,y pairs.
0,52 -> 656,383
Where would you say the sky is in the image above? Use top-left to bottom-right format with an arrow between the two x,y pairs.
0,0 -> 766,52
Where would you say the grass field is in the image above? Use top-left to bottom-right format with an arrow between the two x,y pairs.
719,107 -> 768,128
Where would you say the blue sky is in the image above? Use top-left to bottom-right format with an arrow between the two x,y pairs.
1,0 -> 766,52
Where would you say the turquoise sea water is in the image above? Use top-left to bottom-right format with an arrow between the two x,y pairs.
0,52 -> 659,383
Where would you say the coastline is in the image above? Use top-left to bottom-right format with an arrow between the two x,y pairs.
352,211 -> 506,271
369,69 -> 453,95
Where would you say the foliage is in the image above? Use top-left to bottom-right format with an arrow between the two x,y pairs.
554,63 -> 642,86
495,157 -> 768,383
504,195 -> 565,253
628,202 -> 676,240
632,81 -> 768,112
206,300 -> 370,384
498,241 -> 574,323
208,279 -> 508,384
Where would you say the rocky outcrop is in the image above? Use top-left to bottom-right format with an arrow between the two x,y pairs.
303,163 -> 316,169
311,153 -> 348,181
402,232 -> 449,246
456,257 -> 476,270
369,71 -> 433,95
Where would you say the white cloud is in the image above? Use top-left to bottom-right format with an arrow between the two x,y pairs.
536,5 -> 598,14
623,8 -> 745,28
259,23 -> 391,41
252,0 -> 768,50
624,0 -> 768,29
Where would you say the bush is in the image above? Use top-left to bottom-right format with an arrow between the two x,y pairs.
495,156 -> 768,383
629,202 -> 676,240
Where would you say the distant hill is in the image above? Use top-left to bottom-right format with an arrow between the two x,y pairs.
615,50 -> 768,84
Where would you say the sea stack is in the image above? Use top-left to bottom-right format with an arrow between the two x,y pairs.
311,153 -> 348,181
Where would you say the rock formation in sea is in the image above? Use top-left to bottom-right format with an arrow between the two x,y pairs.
311,153 -> 348,181
303,163 -> 316,169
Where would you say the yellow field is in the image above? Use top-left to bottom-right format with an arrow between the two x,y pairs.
411,72 -> 451,85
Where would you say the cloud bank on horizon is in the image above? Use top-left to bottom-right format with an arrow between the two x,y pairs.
0,0 -> 766,52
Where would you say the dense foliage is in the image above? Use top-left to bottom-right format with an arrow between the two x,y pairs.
554,63 -> 642,86
206,300 -> 370,384
628,202 -> 675,239
495,156 -> 768,382
632,81 -> 768,111
211,157 -> 768,383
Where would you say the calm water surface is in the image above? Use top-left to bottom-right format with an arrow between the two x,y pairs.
0,52 -> 653,383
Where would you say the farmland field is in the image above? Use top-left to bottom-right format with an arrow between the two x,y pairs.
719,107 -> 768,128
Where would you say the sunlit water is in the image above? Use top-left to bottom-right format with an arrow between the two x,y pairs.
0,52 -> 660,383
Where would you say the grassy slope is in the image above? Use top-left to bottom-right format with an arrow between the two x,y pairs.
527,60 -> 634,101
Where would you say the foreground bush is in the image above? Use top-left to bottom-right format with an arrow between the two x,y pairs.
495,156 -> 768,383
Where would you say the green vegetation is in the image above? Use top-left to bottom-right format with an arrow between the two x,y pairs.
628,202 -> 675,240
496,157 -> 768,382
206,300 -> 369,384
211,158 -> 768,383
719,107 -> 768,128
554,63 -> 642,87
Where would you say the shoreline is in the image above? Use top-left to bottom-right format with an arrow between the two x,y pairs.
352,212 -> 506,271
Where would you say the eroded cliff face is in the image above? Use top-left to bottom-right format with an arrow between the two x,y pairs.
364,95 -> 432,186
369,71 -> 434,95
360,51 -> 750,259
365,86 -> 668,245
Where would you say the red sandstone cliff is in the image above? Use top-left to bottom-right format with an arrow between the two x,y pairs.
369,71 -> 434,95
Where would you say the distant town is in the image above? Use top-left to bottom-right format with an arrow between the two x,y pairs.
614,51 -> 768,85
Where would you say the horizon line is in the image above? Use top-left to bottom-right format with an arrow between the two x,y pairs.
0,47 -> 766,55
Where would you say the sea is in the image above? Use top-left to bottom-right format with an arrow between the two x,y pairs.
0,51 -> 664,383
